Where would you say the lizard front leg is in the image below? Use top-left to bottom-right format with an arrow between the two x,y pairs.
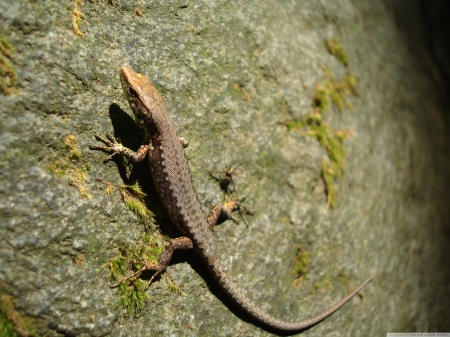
90,132 -> 149,163
143,236 -> 194,287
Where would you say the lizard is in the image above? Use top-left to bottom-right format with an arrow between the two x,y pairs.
90,66 -> 373,332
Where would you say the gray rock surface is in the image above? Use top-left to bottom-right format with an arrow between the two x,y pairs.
1,0 -> 449,336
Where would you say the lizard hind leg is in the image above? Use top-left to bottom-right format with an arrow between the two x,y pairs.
144,236 -> 194,288
112,237 -> 194,289
110,237 -> 194,290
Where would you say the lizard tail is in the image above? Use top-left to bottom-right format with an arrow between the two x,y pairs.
210,261 -> 373,331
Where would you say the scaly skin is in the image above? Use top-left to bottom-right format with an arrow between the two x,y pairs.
91,67 -> 373,331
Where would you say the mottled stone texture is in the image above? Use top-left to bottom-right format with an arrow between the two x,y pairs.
0,0 -> 449,336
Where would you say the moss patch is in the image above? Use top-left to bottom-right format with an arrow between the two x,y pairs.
0,35 -> 16,96
0,284 -> 38,337
71,0 -> 145,36
293,246 -> 308,286
286,39 -> 358,209
100,233 -> 175,314
71,0 -> 88,37
48,135 -> 92,199
325,37 -> 349,68
102,181 -> 155,226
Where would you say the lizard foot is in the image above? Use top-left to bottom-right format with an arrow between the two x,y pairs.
89,133 -> 126,162
90,132 -> 149,163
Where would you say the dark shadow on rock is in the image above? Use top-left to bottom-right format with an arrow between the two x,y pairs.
108,103 -> 145,151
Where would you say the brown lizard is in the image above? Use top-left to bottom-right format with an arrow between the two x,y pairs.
91,67 -> 373,331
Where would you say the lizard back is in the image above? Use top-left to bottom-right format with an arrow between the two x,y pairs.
144,102 -> 219,259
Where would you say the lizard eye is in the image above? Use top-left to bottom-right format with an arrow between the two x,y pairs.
128,87 -> 138,97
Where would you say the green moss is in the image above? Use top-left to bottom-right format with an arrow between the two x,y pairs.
286,39 -> 358,208
321,65 -> 355,113
123,192 -> 153,223
325,37 -> 349,67
116,280 -> 150,314
0,311 -> 16,337
48,135 -> 92,199
141,233 -> 151,244
285,120 -> 305,131
47,158 -> 68,177
293,247 -> 308,284
72,0 -> 86,37
0,35 -> 16,96
64,135 -> 81,160
0,288 -> 38,337
100,233 -> 169,314
108,258 -> 128,281
102,182 -> 155,226
313,83 -> 330,113
289,110 -> 351,203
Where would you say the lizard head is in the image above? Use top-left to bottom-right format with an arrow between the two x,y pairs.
119,67 -> 164,127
